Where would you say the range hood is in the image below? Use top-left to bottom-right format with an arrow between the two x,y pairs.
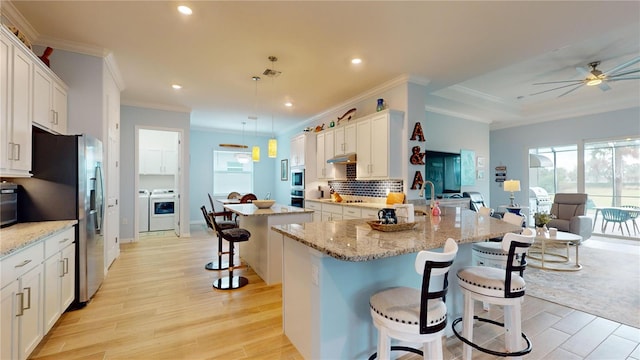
327,153 -> 357,164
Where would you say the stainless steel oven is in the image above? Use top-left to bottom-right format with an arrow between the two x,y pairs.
0,182 -> 18,227
291,169 -> 304,189
291,189 -> 304,208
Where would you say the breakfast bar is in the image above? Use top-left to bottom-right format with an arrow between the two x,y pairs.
224,203 -> 313,284
270,207 -> 522,359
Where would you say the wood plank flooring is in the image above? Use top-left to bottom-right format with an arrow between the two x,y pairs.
30,225 -> 639,360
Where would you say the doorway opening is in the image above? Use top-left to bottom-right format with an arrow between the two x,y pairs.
135,127 -> 184,240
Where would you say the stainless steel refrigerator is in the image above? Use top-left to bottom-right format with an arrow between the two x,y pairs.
16,129 -> 105,307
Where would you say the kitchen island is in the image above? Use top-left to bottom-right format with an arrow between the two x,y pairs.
223,203 -> 313,284
270,207 -> 522,359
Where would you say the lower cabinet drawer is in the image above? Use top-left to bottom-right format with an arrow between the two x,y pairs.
1,242 -> 44,288
342,207 -> 362,218
44,227 -> 75,258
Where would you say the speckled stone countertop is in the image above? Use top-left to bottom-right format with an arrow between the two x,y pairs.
225,203 -> 314,217
271,208 -> 522,262
305,199 -> 388,209
0,220 -> 77,258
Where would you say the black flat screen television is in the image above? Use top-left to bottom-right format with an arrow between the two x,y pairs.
424,150 -> 461,198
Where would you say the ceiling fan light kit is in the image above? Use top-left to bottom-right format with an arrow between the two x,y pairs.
532,56 -> 640,97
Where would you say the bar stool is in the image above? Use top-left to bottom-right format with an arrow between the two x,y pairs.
200,206 -> 237,270
472,212 -> 525,269
202,206 -> 251,290
368,238 -> 458,360
452,228 -> 535,360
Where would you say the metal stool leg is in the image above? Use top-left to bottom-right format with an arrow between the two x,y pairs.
212,240 -> 248,290
205,233 -> 229,270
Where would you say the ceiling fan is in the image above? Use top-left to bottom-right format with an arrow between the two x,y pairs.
531,56 -> 640,98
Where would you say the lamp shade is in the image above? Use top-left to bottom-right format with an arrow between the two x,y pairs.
252,145 -> 260,162
503,180 -> 521,192
268,138 -> 277,158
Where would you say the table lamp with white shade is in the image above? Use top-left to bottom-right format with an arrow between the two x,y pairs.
503,180 -> 521,207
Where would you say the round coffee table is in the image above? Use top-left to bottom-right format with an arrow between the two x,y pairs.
528,231 -> 582,271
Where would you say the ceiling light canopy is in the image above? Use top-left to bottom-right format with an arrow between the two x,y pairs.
171,84 -> 182,90
351,58 -> 362,64
177,5 -> 192,15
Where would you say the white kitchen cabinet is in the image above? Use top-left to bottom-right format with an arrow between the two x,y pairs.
305,201 -> 322,223
32,62 -> 68,134
361,208 -> 381,219
321,203 -> 342,221
356,110 -> 403,180
342,206 -> 362,220
0,241 -> 44,360
334,123 -> 356,156
43,227 -> 75,333
316,130 -> 335,179
290,134 -> 305,168
140,148 -> 177,175
0,28 -> 32,177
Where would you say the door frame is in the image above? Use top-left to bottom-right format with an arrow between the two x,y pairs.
134,125 -> 185,241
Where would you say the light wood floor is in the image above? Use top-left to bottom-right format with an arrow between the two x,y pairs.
30,225 -> 639,360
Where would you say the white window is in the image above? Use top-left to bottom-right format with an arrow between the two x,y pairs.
213,151 -> 253,196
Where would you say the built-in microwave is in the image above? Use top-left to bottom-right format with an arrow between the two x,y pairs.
291,169 -> 304,189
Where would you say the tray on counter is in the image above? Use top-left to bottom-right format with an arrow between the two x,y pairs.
366,221 -> 417,232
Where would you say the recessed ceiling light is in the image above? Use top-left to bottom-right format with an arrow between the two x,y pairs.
284,102 -> 293,107
351,58 -> 362,65
177,5 -> 192,15
172,84 -> 182,90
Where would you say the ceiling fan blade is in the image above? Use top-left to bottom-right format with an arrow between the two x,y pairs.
607,76 -> 640,82
603,56 -> 640,76
532,79 -> 584,85
607,69 -> 640,78
530,82 -> 585,96
557,83 -> 585,98
576,66 -> 591,77
597,82 -> 611,92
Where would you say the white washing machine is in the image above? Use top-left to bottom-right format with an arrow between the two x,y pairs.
138,189 -> 150,232
149,189 -> 176,231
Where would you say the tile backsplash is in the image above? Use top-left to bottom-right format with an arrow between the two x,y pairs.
328,179 -> 403,197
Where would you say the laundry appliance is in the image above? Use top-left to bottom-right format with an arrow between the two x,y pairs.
149,189 -> 175,231
138,189 -> 150,232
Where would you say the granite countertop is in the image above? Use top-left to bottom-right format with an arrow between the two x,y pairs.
305,199 -> 392,210
0,220 -> 78,258
271,208 -> 522,262
224,203 -> 314,217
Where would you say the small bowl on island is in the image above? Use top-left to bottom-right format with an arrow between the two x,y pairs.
253,200 -> 275,209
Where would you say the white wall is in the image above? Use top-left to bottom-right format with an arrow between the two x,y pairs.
36,46 -> 105,141
189,129 -> 277,223
489,107 -> 640,208
120,105 -> 190,240
421,111 -> 491,203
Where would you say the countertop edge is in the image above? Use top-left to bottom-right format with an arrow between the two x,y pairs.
0,220 -> 78,258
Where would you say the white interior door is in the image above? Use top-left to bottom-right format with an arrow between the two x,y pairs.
174,133 -> 182,236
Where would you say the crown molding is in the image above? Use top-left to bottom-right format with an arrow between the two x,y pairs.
104,53 -> 126,91
121,100 -> 191,114
1,2 -> 38,42
424,104 -> 492,124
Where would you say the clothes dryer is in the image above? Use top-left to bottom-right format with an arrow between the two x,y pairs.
149,189 -> 176,231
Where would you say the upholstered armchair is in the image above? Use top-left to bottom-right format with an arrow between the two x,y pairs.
547,193 -> 592,242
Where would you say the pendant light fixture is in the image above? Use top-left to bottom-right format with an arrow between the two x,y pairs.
266,56 -> 279,158
235,122 -> 251,164
251,76 -> 261,162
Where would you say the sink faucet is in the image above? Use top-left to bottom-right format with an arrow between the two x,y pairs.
418,181 -> 436,210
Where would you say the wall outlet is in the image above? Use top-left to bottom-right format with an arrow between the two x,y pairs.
311,264 -> 319,286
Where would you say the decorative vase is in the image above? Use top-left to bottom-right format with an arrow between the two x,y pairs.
536,225 -> 548,236
376,98 -> 384,112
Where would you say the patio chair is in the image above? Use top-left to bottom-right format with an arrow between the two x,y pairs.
601,208 -> 632,236
621,206 -> 640,236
